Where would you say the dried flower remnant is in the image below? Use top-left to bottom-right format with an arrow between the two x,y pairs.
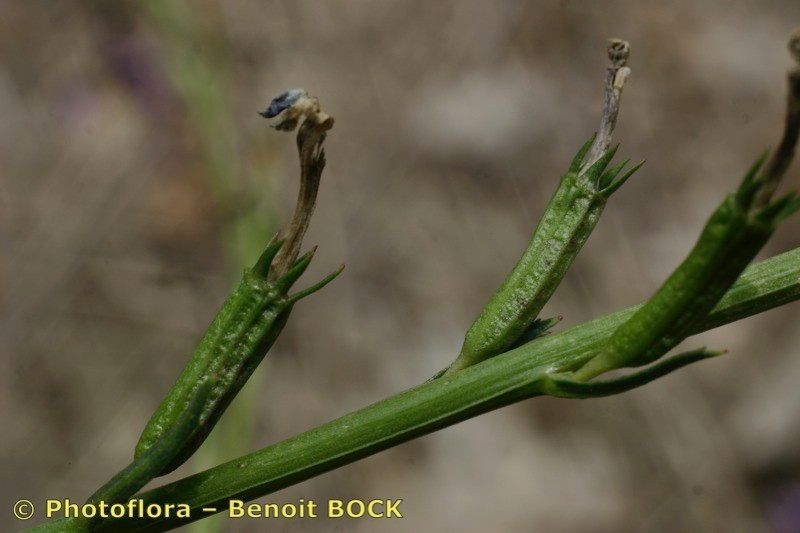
584,38 -> 631,166
259,88 -> 334,132
260,89 -> 335,277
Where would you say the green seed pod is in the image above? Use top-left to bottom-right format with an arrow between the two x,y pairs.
574,155 -> 800,381
446,137 -> 642,374
135,238 -> 342,474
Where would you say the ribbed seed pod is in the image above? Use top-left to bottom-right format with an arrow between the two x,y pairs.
135,238 -> 341,474
446,137 -> 642,374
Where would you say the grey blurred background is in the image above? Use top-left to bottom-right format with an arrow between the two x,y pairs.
3,1 -> 800,532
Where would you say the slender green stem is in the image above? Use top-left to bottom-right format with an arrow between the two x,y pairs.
92,247 -> 800,532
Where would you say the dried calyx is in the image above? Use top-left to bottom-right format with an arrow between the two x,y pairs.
259,89 -> 335,278
583,38 -> 631,168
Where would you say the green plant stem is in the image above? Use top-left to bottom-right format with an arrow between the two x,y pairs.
92,247 -> 800,532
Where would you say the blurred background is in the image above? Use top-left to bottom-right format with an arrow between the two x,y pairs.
3,1 -> 800,531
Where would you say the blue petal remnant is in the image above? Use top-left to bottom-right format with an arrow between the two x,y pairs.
259,89 -> 305,119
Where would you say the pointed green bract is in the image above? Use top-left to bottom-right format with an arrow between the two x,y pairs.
757,191 -> 799,222
508,315 -> 564,349
252,235 -> 285,278
583,144 -> 619,184
288,264 -> 345,304
598,158 -> 630,189
600,160 -> 644,198
774,195 -> 800,222
539,348 -> 722,399
734,151 -> 769,206
429,315 -> 561,381
274,246 -> 316,293
569,134 -> 596,173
